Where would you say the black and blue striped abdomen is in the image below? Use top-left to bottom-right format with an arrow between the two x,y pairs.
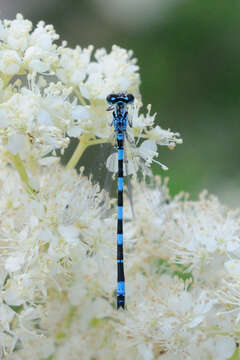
117,131 -> 125,309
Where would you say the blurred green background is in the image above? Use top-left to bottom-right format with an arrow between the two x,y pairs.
2,0 -> 240,205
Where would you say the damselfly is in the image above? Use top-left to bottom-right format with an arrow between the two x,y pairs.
63,93 -> 166,310
105,92 -> 136,309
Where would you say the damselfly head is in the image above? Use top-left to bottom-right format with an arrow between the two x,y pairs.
106,93 -> 135,105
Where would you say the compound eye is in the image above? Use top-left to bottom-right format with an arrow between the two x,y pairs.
126,94 -> 134,104
106,93 -> 117,104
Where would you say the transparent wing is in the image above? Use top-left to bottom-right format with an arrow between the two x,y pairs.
125,132 -> 153,177
125,132 -> 168,173
105,133 -> 160,176
124,148 -> 135,219
106,152 -> 139,175
62,146 -> 113,226
106,152 -> 118,173
105,134 -> 137,218
62,179 -> 106,225
106,135 -> 139,176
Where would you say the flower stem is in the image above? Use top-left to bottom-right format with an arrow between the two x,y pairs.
89,138 -> 108,146
228,346 -> 239,360
66,134 -> 90,170
74,88 -> 87,106
66,135 -> 108,170
3,75 -> 12,90
7,152 -> 35,194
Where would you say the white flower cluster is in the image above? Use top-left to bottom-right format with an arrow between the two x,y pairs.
0,168 -> 239,360
0,14 -> 181,174
1,13 -> 239,360
0,14 -> 58,75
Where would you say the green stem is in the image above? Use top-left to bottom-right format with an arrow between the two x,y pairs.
2,75 -> 12,90
74,88 -> 87,106
66,134 -> 90,170
89,138 -> 108,146
66,135 -> 108,170
228,346 -> 239,360
7,152 -> 35,194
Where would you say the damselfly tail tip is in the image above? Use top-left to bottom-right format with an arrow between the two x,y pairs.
117,299 -> 125,310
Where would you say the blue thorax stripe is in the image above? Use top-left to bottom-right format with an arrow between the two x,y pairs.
117,259 -> 124,263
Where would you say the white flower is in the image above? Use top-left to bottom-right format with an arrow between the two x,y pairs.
5,255 -> 25,272
167,291 -> 193,314
80,45 -> 140,100
137,343 -> 154,360
3,288 -> 24,306
30,21 -> 59,51
67,105 -> 90,137
117,276 -> 216,356
203,336 -> 236,360
4,13 -> 32,51
0,158 -> 237,359
58,225 -> 80,245
57,45 -> 93,85
0,79 -> 78,160
0,304 -> 15,331
224,259 -> 240,277
0,109 -> 10,128
7,134 -> 25,155
24,46 -> 51,73
0,14 -> 59,77
2,13 -> 239,360
67,283 -> 87,306
37,108 -> 53,126
138,139 -> 168,170
165,193 -> 240,276
71,105 -> 89,121
0,14 -> 182,178
147,125 -> 183,148
0,49 -> 21,75
130,104 -> 182,148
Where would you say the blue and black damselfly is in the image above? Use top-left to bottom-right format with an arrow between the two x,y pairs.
106,92 -> 135,309
63,93 -> 167,310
